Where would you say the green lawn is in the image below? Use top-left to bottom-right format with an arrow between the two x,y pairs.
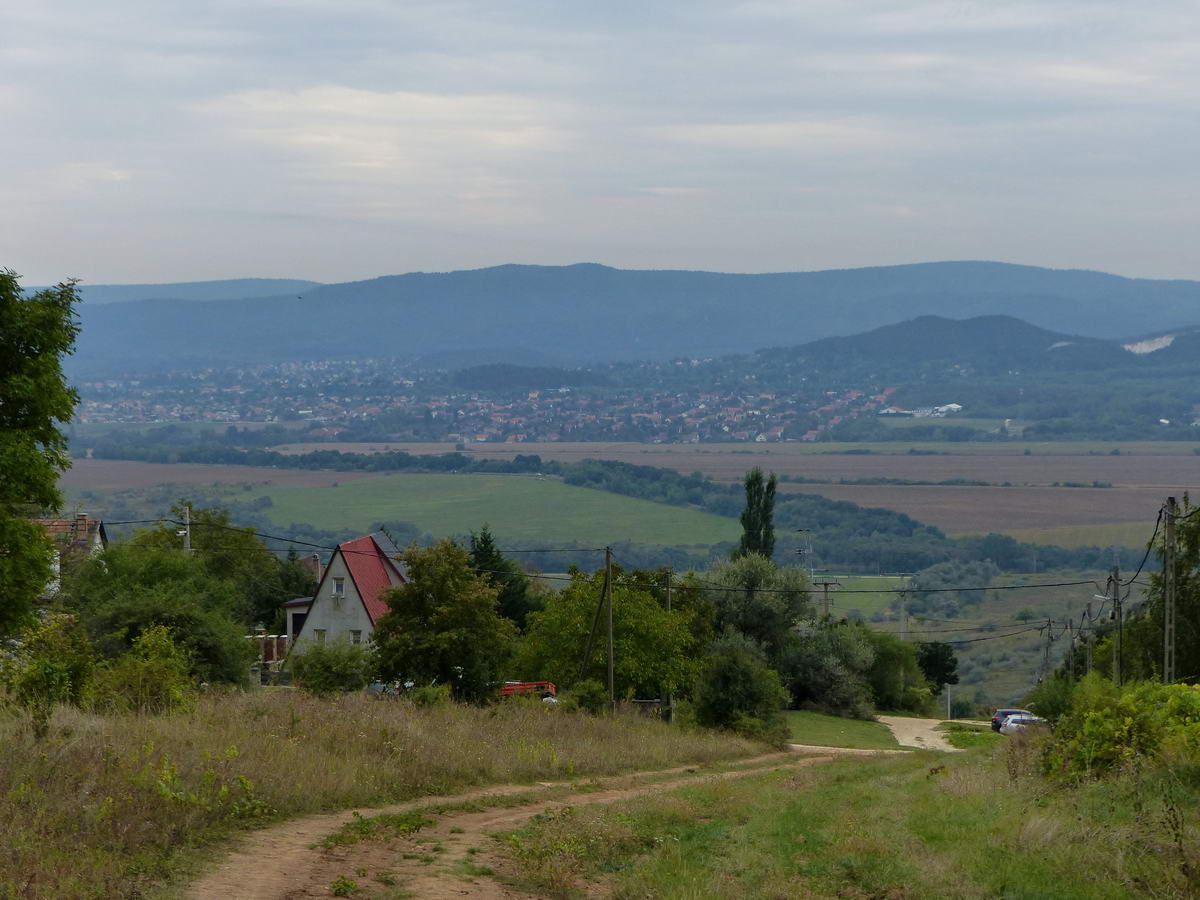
494,747 -> 1195,898
257,473 -> 741,546
785,710 -> 901,750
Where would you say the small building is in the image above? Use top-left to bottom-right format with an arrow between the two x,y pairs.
286,534 -> 406,652
35,513 -> 108,596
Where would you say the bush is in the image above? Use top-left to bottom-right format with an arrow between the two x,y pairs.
1044,675 -> 1200,778
693,632 -> 790,746
409,683 -> 452,707
86,625 -> 196,714
560,679 -> 609,715
0,614 -> 95,739
290,641 -> 376,697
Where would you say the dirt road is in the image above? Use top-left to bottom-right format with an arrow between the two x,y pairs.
187,748 -> 884,900
877,715 -> 960,751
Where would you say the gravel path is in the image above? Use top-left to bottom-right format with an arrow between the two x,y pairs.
876,715 -> 961,751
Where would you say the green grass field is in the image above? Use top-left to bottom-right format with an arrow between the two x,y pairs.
817,574 -> 907,618
495,745 -> 1197,898
1008,521 -> 1157,549
786,710 -> 901,750
256,473 -> 741,546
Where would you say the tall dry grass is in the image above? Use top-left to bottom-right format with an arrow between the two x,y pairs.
0,690 -> 758,898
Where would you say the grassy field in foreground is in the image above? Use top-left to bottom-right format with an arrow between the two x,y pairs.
496,744 -> 1199,898
786,710 -> 900,750
0,692 -> 758,898
256,473 -> 741,546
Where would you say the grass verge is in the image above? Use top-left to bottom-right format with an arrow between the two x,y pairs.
0,690 -> 759,898
496,741 -> 1199,898
786,710 -> 901,750
938,721 -> 1004,750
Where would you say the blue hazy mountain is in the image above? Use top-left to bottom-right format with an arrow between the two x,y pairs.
55,278 -> 322,306
71,261 -> 1200,373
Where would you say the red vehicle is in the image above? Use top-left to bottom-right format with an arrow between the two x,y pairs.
499,681 -> 557,699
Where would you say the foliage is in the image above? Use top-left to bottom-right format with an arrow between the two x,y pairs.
864,629 -> 928,712
1023,670 -> 1076,722
916,641 -> 959,688
86,624 -> 196,714
1043,675 -> 1200,778
290,640 -> 376,697
62,543 -> 253,685
0,613 -> 94,738
0,272 -> 80,633
560,678 -> 609,715
132,503 -> 314,628
373,540 -> 516,702
409,683 -> 453,706
703,554 -> 809,661
1120,494 -> 1200,683
693,631 -> 790,744
469,525 -> 540,629
778,623 -> 876,718
735,467 -> 776,559
512,566 -> 698,700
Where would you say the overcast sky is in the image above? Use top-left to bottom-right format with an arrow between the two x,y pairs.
4,1 -> 1198,285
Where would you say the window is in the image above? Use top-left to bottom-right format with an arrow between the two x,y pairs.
314,629 -> 326,646
332,577 -> 345,608
350,630 -> 362,645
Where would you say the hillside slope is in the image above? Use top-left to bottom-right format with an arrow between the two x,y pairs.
71,261 -> 1200,373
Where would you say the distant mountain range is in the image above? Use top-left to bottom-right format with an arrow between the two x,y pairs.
70,261 -> 1200,374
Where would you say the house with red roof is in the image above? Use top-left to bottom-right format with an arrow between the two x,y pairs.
35,513 -> 108,596
284,534 -> 406,651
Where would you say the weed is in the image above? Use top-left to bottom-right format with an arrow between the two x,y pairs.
329,873 -> 360,896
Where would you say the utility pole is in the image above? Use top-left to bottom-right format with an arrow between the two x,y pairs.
812,579 -> 839,621
182,504 -> 191,553
1111,565 -> 1122,688
664,568 -> 674,723
1165,497 -> 1177,684
605,546 -> 614,715
900,578 -> 909,641
1067,620 -> 1075,684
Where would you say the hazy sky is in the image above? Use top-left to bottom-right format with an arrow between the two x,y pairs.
4,1 -> 1198,285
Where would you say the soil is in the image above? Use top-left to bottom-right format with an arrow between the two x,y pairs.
186,749 -> 877,900
876,715 -> 961,752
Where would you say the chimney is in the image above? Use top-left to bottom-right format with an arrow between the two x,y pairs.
75,513 -> 89,545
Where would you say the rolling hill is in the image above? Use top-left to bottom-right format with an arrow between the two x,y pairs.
69,261 -> 1200,374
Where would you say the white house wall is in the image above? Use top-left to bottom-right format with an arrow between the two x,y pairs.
291,551 -> 376,652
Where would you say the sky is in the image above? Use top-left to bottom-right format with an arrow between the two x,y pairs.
4,0 -> 1199,285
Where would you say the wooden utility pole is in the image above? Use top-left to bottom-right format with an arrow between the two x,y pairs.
812,579 -> 839,620
182,504 -> 191,553
605,546 -> 615,714
664,568 -> 674,723
1112,565 -> 1123,688
1164,497 -> 1177,684
578,556 -> 609,684
1066,620 -> 1075,683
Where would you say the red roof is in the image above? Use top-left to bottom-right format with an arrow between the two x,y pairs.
339,535 -> 406,624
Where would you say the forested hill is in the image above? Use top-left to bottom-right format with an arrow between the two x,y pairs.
756,315 -> 1115,377
71,261 -> 1200,374
47,278 -> 322,306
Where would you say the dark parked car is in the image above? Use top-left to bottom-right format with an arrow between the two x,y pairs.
991,708 -> 1033,731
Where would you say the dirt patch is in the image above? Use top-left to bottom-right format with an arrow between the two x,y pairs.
877,716 -> 960,752
187,749 -> 889,899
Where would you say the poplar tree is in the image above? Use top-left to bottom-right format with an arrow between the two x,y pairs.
734,466 -> 777,560
0,271 -> 80,634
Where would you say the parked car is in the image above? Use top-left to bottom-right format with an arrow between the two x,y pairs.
1000,714 -> 1049,736
991,708 -> 1033,731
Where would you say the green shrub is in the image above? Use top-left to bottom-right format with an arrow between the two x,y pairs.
86,625 -> 196,714
560,679 -> 608,715
0,614 -> 95,738
408,683 -> 452,706
1044,675 -> 1200,778
290,640 -> 375,697
693,632 -> 790,746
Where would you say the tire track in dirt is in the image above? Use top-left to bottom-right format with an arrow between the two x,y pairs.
188,748 -> 888,899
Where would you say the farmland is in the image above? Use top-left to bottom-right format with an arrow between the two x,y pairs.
265,441 -> 1188,542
